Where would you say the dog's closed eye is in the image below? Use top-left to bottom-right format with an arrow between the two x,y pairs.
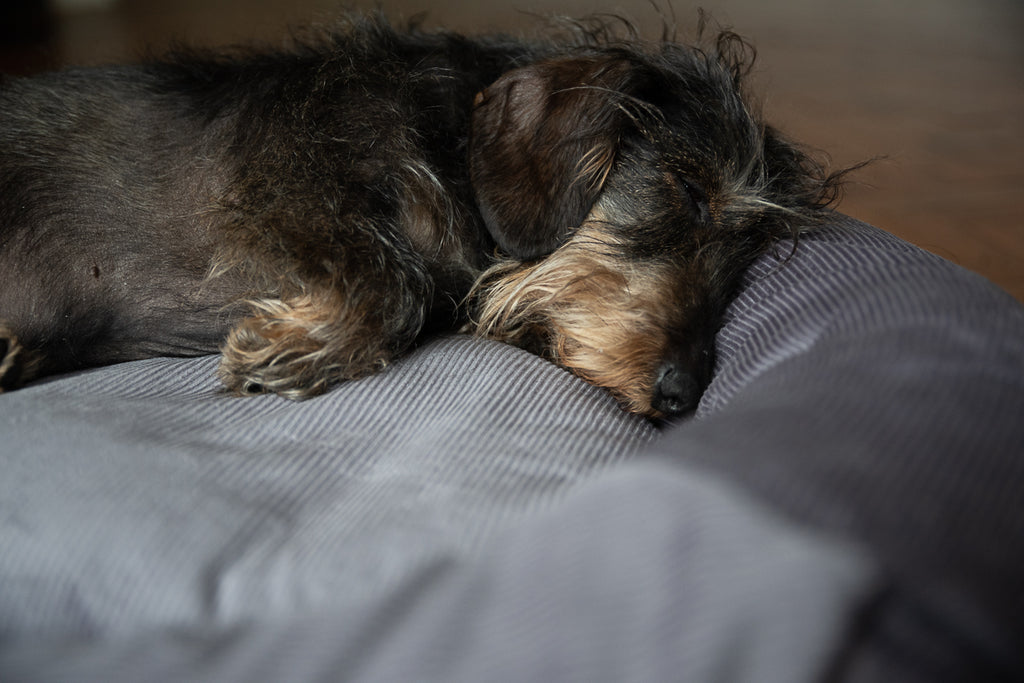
675,175 -> 711,226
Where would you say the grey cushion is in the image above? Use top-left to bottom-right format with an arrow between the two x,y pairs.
2,214 -> 1022,681
654,215 -> 1024,680
0,336 -> 659,636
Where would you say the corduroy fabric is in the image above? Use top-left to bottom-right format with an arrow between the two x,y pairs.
656,214 -> 1024,680
0,337 -> 657,637
2,214 -> 1021,681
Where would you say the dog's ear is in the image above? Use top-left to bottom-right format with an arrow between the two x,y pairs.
469,58 -> 632,260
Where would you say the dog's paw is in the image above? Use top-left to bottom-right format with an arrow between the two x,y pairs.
218,293 -> 391,399
0,334 -> 11,392
0,324 -> 36,392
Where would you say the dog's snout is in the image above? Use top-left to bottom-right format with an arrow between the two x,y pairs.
652,362 -> 701,417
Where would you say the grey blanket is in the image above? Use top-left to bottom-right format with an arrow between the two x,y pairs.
2,215 -> 1022,681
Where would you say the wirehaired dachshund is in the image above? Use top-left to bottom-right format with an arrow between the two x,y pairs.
0,13 -> 842,417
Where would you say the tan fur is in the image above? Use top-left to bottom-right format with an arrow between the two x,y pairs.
219,288 -> 390,399
0,326 -> 41,391
470,223 -> 683,415
574,143 -> 617,195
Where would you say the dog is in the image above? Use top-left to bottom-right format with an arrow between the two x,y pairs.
0,13 -> 842,418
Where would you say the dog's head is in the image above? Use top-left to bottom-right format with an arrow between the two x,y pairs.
468,29 -> 842,418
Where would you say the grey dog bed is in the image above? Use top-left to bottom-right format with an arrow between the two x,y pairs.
2,214 -> 1022,682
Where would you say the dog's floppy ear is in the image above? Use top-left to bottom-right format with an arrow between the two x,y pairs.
469,58 -> 632,260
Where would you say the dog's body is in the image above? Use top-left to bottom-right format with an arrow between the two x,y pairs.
0,17 -> 529,397
0,14 -> 840,417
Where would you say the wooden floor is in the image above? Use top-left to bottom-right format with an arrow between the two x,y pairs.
4,0 -> 1023,302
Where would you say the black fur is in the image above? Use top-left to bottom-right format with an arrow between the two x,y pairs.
0,14 -> 843,416
0,16 -> 532,393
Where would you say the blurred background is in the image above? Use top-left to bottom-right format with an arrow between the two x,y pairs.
2,0 -> 1022,302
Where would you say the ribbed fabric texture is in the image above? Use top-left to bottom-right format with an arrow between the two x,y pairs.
661,213 -> 1024,680
2,214 -> 1021,682
1,459 -> 874,683
0,336 -> 656,637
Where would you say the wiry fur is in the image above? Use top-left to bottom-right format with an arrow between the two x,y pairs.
466,22 -> 844,416
0,13 -> 845,418
471,223 -> 687,415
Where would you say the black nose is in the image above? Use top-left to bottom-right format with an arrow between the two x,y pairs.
652,363 -> 701,416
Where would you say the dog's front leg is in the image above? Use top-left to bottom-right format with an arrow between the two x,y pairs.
215,221 -> 432,400
218,288 -> 392,399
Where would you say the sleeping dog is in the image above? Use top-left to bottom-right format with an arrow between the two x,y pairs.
0,13 -> 842,417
